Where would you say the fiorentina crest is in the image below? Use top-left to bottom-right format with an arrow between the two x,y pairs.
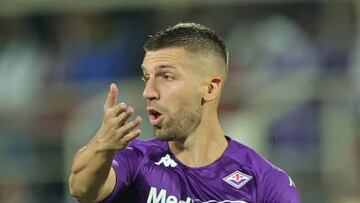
223,170 -> 252,189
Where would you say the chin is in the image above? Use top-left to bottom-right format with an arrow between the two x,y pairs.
154,129 -> 176,141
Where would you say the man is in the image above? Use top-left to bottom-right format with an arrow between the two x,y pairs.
69,22 -> 301,203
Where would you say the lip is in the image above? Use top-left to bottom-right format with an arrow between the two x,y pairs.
147,108 -> 164,126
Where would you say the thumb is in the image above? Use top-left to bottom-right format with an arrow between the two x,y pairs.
104,83 -> 118,109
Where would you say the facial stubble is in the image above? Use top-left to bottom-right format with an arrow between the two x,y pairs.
154,98 -> 203,142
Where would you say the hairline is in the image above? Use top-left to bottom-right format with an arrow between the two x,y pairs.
144,45 -> 228,81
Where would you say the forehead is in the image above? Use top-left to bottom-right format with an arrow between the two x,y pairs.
141,47 -> 190,71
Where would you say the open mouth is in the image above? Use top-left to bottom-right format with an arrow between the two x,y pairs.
147,108 -> 164,126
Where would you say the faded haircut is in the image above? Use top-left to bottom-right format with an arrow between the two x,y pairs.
144,22 -> 229,72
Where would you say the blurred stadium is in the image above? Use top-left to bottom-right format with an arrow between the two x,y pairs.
0,0 -> 359,203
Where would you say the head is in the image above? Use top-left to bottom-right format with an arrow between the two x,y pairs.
141,22 -> 228,141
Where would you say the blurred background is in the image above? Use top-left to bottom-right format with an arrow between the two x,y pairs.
0,0 -> 359,202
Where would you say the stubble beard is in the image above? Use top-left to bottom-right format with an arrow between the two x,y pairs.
154,103 -> 202,142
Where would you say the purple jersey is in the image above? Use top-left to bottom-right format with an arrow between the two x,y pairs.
100,136 -> 301,203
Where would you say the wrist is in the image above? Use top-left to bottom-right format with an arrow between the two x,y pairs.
89,137 -> 116,157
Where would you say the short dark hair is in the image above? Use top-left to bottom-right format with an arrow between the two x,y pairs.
144,22 -> 228,68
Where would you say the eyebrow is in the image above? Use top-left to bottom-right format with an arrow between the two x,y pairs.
141,64 -> 176,72
157,65 -> 176,70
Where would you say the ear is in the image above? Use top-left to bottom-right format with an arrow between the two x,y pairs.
202,77 -> 222,102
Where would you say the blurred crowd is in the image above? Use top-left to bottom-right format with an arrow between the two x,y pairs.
0,1 -> 359,203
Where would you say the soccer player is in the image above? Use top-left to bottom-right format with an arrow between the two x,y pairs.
69,22 -> 301,203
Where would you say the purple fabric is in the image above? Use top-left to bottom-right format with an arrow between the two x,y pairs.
100,136 -> 301,203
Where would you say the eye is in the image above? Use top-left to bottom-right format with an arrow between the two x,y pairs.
163,73 -> 174,80
142,75 -> 149,83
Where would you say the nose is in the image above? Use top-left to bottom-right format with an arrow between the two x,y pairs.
143,78 -> 159,101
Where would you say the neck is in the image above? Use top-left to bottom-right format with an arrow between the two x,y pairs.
168,109 -> 227,168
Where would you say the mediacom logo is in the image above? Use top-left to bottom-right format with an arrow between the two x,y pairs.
146,186 -> 248,203
146,187 -> 191,203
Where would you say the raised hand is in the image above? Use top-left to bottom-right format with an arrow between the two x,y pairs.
94,83 -> 142,152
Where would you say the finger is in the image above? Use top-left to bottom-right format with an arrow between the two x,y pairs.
111,103 -> 127,117
115,106 -> 134,126
116,116 -> 142,137
121,129 -> 141,144
113,129 -> 141,151
104,83 -> 118,110
107,105 -> 133,127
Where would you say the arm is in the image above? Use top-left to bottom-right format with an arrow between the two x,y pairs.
68,83 -> 142,202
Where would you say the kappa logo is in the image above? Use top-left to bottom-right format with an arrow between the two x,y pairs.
223,170 -> 252,189
155,154 -> 178,168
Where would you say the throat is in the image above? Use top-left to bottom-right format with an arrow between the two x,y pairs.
168,135 -> 228,168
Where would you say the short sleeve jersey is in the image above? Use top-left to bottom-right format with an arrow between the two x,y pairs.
100,136 -> 301,203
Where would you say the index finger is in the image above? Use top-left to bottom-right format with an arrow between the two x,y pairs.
104,83 -> 118,110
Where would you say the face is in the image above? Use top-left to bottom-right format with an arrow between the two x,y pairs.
141,47 -> 204,141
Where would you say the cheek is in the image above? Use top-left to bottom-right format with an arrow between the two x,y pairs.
160,80 -> 202,108
159,80 -> 186,98
174,89 -> 202,111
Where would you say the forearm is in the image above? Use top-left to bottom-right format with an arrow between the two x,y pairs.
69,138 -> 115,201
68,84 -> 141,202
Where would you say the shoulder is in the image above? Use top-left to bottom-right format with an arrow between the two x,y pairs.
114,138 -> 167,160
111,138 -> 168,181
226,137 -> 284,172
225,138 -> 271,170
227,137 -> 301,202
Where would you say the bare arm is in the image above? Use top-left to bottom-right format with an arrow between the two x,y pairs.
68,84 -> 142,202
